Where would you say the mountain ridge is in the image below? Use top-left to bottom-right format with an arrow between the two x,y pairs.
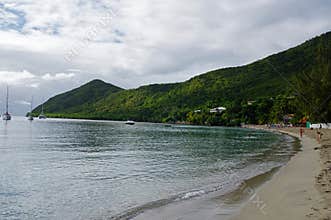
34,79 -> 123,114
33,31 -> 331,125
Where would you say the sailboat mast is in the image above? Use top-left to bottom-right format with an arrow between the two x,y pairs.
30,96 -> 33,113
6,86 -> 9,113
2,85 -> 11,120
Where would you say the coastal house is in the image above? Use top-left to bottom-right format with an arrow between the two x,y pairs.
210,107 -> 226,113
310,123 -> 331,129
247,101 -> 256,106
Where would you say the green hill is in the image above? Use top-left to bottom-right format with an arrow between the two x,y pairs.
33,79 -> 123,117
33,31 -> 331,125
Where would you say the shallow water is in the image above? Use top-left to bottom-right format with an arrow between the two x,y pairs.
0,117 -> 298,220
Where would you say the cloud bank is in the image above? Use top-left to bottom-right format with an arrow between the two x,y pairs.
0,0 -> 330,115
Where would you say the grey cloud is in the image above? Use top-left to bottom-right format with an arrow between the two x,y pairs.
0,0 -> 330,115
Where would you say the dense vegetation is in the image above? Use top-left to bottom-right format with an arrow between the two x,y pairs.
33,79 -> 123,115
33,31 -> 331,126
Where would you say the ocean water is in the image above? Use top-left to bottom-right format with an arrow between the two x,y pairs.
0,117 -> 299,220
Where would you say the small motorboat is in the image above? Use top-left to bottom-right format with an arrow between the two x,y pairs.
125,120 -> 135,125
28,115 -> 34,121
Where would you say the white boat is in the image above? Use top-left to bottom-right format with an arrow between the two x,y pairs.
38,103 -> 47,119
125,120 -> 135,125
2,86 -> 11,121
38,114 -> 46,119
27,96 -> 34,121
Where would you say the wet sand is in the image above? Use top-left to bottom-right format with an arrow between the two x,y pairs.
131,168 -> 280,220
231,127 -> 331,220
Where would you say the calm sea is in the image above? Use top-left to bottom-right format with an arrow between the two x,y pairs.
0,117 -> 298,220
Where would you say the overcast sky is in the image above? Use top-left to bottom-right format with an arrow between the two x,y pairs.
0,0 -> 330,115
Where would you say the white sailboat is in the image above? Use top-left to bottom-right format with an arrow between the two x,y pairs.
2,86 -> 11,121
38,103 -> 46,119
28,96 -> 34,121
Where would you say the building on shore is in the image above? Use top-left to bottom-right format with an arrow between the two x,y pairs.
210,107 -> 226,114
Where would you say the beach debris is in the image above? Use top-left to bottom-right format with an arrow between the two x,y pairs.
322,145 -> 331,149
312,207 -> 319,211
306,212 -> 314,217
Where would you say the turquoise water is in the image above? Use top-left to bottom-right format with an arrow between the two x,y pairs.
0,118 -> 298,220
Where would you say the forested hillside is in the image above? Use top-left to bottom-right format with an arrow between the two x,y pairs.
33,31 -> 331,125
33,79 -> 123,115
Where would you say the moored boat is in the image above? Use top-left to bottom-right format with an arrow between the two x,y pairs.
125,120 -> 135,125
2,112 -> 11,120
38,103 -> 47,119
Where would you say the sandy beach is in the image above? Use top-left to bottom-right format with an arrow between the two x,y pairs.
231,127 -> 331,220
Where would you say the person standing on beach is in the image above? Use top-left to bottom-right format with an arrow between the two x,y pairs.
317,129 -> 323,144
300,127 -> 304,138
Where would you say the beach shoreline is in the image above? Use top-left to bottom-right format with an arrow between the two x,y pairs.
129,126 -> 331,220
125,127 -> 301,220
230,127 -> 331,220
129,166 -> 283,220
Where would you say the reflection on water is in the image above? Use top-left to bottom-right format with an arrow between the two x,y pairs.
0,117 -> 298,220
